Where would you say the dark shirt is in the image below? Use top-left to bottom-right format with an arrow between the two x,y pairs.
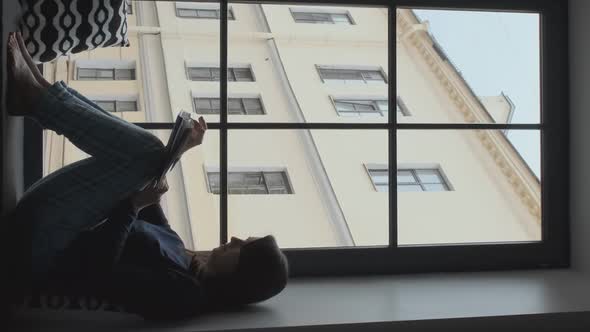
50,201 -> 206,321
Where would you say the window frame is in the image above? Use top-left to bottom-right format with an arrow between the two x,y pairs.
290,8 -> 355,25
92,100 -> 139,113
176,6 -> 236,20
317,65 -> 389,84
27,0 -> 569,278
204,166 -> 294,195
186,65 -> 256,82
194,96 -> 266,115
76,68 -> 136,81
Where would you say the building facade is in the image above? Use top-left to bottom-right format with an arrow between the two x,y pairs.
41,2 -> 541,251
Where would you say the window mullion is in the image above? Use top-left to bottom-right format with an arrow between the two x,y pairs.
389,4 -> 397,248
220,0 -> 229,246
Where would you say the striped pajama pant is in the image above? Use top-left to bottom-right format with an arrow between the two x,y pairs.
12,81 -> 166,286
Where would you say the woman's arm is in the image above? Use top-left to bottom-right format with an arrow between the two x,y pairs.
53,183 -> 169,280
137,203 -> 170,227
52,198 -> 139,282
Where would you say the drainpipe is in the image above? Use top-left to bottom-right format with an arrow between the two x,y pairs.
136,1 -> 196,249
266,37 -> 355,247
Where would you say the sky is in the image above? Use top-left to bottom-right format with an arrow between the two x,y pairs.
413,9 -> 541,179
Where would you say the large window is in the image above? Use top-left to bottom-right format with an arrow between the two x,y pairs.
32,0 -> 568,277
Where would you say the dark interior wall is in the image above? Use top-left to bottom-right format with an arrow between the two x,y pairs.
1,1 -> 24,215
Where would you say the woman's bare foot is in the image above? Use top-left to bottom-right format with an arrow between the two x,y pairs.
6,32 -> 44,116
15,32 -> 51,88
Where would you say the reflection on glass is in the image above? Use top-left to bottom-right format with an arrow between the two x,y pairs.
398,8 -> 540,124
229,3 -> 389,123
227,129 -> 389,248
397,130 -> 541,246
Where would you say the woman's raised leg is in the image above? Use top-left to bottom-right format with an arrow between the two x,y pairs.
7,33 -> 164,162
6,33 -> 169,284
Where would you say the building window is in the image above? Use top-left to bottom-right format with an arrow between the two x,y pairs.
367,167 -> 451,192
176,7 -> 235,20
194,97 -> 265,115
92,100 -> 138,113
207,171 -> 292,194
334,99 -> 388,117
334,98 -> 410,117
290,9 -> 354,24
318,67 -> 387,83
126,0 -> 133,15
187,67 -> 255,82
397,169 -> 450,192
77,68 -> 136,81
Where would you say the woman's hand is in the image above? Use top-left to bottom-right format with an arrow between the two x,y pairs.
179,116 -> 208,155
130,177 -> 169,212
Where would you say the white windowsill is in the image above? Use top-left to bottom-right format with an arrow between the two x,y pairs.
11,268 -> 590,331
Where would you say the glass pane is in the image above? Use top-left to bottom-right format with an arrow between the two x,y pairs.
233,68 -> 254,81
178,9 -> 198,17
398,184 -> 422,192
397,8 -> 540,124
243,98 -> 262,111
332,14 -> 351,24
415,169 -> 442,184
198,9 -> 218,18
208,172 -> 220,193
335,102 -> 354,112
228,99 -> 243,114
77,68 -> 96,79
264,172 -> 288,188
94,70 -> 112,79
369,172 -> 388,184
189,68 -> 212,80
363,70 -> 385,81
229,3 -> 388,123
117,101 -> 138,112
376,100 -> 388,111
41,127 -> 221,251
115,69 -> 134,80
94,101 -> 116,112
376,184 -> 389,193
397,130 -> 541,245
397,170 -> 416,183
228,129 -> 388,249
195,99 -> 213,112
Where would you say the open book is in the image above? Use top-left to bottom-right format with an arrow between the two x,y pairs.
151,111 -> 193,188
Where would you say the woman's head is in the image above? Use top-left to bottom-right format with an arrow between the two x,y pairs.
189,235 -> 289,308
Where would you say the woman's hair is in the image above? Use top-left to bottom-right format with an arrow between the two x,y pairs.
187,235 -> 289,309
